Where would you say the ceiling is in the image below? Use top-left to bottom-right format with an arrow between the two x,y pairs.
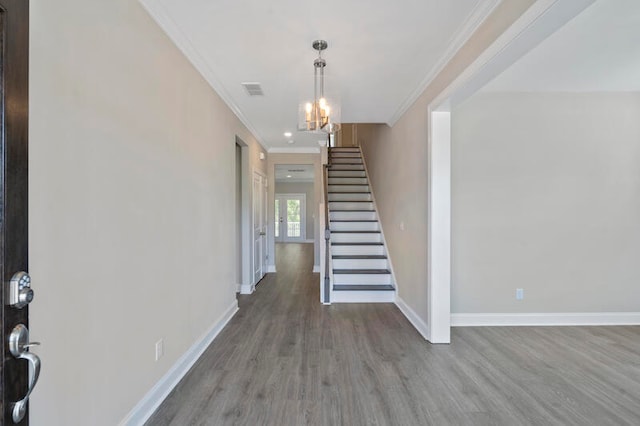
483,0 -> 640,92
143,0 -> 495,149
275,164 -> 315,182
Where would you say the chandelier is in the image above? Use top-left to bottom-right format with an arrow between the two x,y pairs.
303,40 -> 339,134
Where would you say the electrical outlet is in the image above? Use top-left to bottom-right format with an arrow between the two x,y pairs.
155,339 -> 164,361
516,288 -> 524,300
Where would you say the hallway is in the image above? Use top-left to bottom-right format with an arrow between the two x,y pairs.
146,243 -> 640,425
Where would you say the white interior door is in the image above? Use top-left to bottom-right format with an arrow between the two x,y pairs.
253,172 -> 266,284
275,194 -> 306,242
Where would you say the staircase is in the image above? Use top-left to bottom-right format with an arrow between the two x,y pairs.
326,147 -> 395,303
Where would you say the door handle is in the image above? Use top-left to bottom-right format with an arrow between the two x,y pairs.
259,232 -> 266,236
8,324 -> 41,423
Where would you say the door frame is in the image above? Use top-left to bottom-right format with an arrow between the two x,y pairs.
251,169 -> 267,290
274,193 -> 307,242
0,0 -> 32,423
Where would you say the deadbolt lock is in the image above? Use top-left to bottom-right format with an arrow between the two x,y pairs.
8,271 -> 34,309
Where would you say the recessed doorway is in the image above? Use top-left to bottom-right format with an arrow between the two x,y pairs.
274,164 -> 315,245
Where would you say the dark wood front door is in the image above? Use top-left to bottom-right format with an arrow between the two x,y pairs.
0,0 -> 31,424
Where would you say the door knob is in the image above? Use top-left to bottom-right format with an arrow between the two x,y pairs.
8,324 -> 41,423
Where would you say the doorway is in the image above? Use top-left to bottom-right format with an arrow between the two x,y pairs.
252,170 -> 268,285
275,194 -> 307,242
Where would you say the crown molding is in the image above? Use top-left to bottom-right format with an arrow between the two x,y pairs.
138,0 -> 268,151
268,147 -> 321,154
387,0 -> 502,126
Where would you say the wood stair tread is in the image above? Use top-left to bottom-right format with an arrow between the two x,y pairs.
332,255 -> 387,259
333,269 -> 391,274
331,242 -> 384,246
331,230 -> 380,234
330,219 -> 377,222
330,209 -> 375,212
333,284 -> 394,291
328,191 -> 371,194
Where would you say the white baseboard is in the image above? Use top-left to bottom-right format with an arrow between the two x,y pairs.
266,265 -> 276,273
312,265 -> 320,273
395,296 -> 431,341
120,300 -> 239,426
235,283 -> 242,293
304,239 -> 315,243
239,284 -> 254,294
451,312 -> 640,327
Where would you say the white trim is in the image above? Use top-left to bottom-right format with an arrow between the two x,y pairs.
451,312 -> 640,327
304,239 -> 315,243
268,147 -> 321,154
395,297 -> 431,341
119,300 -> 238,426
427,110 -> 451,344
431,0 -> 596,109
312,264 -> 320,273
388,0 -> 502,125
236,283 -> 242,293
138,0 -> 267,150
239,284 -> 254,294
266,265 -> 277,273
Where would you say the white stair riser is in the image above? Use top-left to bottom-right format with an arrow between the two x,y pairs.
329,164 -> 365,171
331,233 -> 382,243
331,245 -> 386,256
333,274 -> 393,285
329,177 -> 368,185
330,221 -> 379,231
332,290 -> 395,303
329,211 -> 377,221
328,183 -> 369,191
328,193 -> 372,202
332,258 -> 388,269
328,171 -> 366,178
329,201 -> 373,210
332,158 -> 363,164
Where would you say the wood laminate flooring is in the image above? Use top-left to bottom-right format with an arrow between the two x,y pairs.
146,243 -> 640,425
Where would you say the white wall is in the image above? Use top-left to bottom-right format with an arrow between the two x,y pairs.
451,92 -> 640,313
359,0 -> 535,330
29,0 -> 265,424
275,181 -> 315,240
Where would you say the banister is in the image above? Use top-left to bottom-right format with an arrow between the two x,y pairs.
323,146 -> 332,303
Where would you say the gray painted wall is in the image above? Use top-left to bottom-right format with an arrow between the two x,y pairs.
359,0 -> 535,326
452,92 -> 640,313
29,1 -> 266,424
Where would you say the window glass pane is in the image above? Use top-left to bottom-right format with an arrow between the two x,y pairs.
287,199 -> 301,237
275,200 -> 279,238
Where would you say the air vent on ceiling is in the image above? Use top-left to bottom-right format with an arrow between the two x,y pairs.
241,82 -> 264,96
